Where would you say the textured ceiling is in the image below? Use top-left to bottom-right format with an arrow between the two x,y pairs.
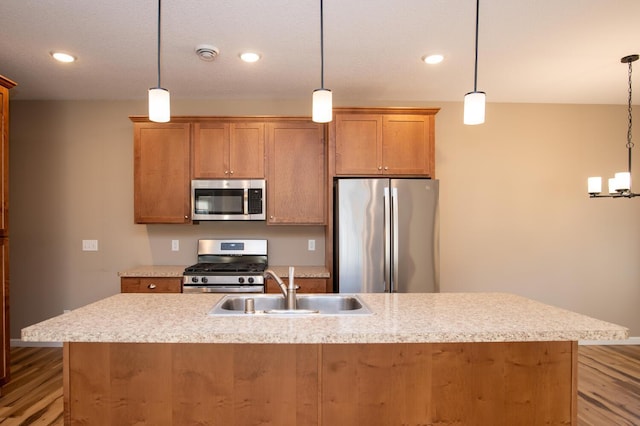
1,0 -> 639,105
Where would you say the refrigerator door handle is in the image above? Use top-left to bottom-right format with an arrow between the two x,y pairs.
391,187 -> 399,292
383,186 -> 391,292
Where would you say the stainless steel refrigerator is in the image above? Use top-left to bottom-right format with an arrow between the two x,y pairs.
335,178 -> 439,293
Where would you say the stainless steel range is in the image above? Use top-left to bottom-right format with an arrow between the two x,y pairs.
183,239 -> 267,293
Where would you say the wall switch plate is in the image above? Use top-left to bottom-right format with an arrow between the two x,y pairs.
308,239 -> 316,251
82,240 -> 98,251
171,240 -> 180,251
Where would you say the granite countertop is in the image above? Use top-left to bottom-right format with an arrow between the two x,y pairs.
118,265 -> 330,278
21,293 -> 628,344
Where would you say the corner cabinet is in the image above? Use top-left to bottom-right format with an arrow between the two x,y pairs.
0,75 -> 15,392
332,108 -> 438,177
192,122 -> 265,179
133,121 -> 191,224
266,121 -> 326,225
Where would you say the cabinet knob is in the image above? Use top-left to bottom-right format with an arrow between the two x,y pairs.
384,166 -> 388,170
270,215 -> 274,219
230,170 -> 234,174
378,166 -> 382,170
148,283 -> 157,289
224,170 -> 229,174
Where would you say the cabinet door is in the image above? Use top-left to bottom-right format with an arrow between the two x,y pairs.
267,121 -> 326,224
0,87 -> 7,235
382,114 -> 433,176
335,114 -> 383,175
229,122 -> 265,178
192,122 -> 230,178
134,123 -> 191,223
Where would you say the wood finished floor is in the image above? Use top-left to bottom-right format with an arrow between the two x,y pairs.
0,345 -> 638,425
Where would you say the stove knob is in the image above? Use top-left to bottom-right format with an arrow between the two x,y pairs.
248,277 -> 255,284
238,277 -> 245,284
191,277 -> 198,283
202,277 -> 208,284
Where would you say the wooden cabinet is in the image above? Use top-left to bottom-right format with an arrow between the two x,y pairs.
0,75 -> 15,391
266,278 -> 328,294
133,121 -> 191,224
192,122 -> 265,178
332,108 -> 437,177
121,277 -> 182,293
266,121 -> 326,225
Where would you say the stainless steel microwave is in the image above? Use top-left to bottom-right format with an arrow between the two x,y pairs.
191,179 -> 266,221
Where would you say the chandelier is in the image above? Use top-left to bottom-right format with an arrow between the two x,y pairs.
587,54 -> 639,198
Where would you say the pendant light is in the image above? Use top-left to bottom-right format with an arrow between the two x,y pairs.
312,0 -> 332,123
587,54 -> 639,198
148,0 -> 170,123
464,0 -> 485,125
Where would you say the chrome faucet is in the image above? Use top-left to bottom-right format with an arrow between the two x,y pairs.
264,267 -> 298,310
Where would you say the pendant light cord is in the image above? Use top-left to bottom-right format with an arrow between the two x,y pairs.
473,0 -> 480,92
156,0 -> 162,89
627,59 -> 634,172
320,0 -> 325,89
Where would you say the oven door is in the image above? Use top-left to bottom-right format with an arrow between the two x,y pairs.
183,284 -> 265,294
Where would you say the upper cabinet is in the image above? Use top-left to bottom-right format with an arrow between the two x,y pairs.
266,121 -> 326,225
0,76 -> 15,236
192,122 -> 265,179
331,108 -> 438,177
133,121 -> 191,224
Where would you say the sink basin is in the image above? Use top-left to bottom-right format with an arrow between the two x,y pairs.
208,294 -> 373,316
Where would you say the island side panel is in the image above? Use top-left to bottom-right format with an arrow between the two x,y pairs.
66,342 -> 320,426
321,341 -> 577,425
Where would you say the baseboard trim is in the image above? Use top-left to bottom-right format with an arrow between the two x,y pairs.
579,336 -> 640,346
10,339 -> 62,347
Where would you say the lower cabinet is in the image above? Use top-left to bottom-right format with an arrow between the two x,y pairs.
265,278 -> 328,294
120,277 -> 182,293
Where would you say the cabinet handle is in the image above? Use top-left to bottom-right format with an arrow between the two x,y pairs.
224,171 -> 229,174
230,170 -> 234,174
148,283 -> 157,289
384,166 -> 388,170
378,166 -> 382,170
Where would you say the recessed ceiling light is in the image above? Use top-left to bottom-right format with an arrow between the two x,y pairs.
50,51 -> 77,63
240,52 -> 261,63
422,54 -> 444,65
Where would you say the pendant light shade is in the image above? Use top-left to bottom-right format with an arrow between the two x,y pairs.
312,88 -> 333,123
464,0 -> 485,125
312,0 -> 332,123
149,88 -> 170,123
149,0 -> 170,123
464,91 -> 485,125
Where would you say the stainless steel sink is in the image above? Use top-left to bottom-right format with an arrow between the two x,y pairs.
208,294 -> 372,316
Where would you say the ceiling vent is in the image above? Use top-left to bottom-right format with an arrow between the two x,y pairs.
195,44 -> 220,61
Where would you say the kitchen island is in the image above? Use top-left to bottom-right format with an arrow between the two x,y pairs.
22,293 -> 627,425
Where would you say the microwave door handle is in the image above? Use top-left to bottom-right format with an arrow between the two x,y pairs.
243,188 -> 249,215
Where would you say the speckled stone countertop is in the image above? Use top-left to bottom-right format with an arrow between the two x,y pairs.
21,293 -> 628,344
118,265 -> 330,278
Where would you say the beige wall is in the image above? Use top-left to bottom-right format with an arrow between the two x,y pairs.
9,99 -> 640,338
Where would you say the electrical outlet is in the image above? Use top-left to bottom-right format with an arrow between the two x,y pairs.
82,240 -> 98,251
308,239 -> 316,251
172,240 -> 180,251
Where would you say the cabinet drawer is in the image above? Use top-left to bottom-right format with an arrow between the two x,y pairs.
266,278 -> 328,294
121,277 -> 182,293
